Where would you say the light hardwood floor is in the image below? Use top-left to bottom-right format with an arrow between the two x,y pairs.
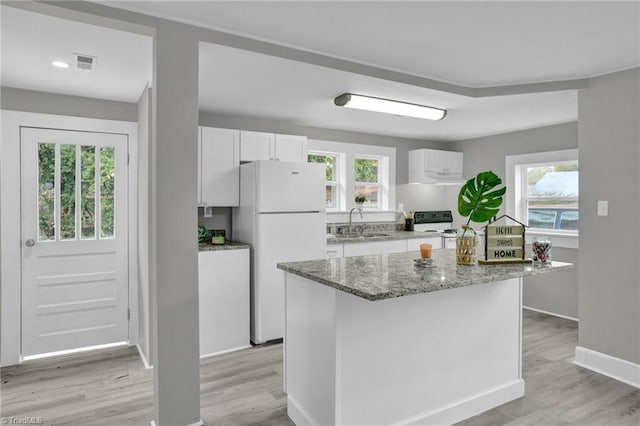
1,310 -> 638,425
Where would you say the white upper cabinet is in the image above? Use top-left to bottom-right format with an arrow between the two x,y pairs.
408,149 -> 464,184
239,131 -> 274,162
240,130 -> 307,162
199,127 -> 240,207
274,134 -> 308,162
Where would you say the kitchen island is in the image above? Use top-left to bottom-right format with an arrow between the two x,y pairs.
277,249 -> 572,426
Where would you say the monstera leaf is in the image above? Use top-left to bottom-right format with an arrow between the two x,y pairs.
458,171 -> 506,225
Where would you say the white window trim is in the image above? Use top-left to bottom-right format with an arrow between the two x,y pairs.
506,149 -> 579,249
308,139 -> 396,216
308,150 -> 342,212
354,154 -> 385,211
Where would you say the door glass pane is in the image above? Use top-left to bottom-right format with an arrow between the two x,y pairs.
100,147 -> 115,239
59,144 -> 76,240
38,143 -> 55,241
81,146 -> 96,239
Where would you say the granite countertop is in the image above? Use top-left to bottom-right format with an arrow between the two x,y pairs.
198,241 -> 250,251
277,249 -> 573,301
327,230 -> 446,244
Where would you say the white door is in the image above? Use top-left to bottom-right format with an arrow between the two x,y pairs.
20,127 -> 129,357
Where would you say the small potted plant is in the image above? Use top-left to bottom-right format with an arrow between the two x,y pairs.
354,194 -> 367,209
457,171 -> 506,265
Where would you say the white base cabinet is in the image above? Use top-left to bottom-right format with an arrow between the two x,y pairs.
198,249 -> 250,357
285,273 -> 524,426
343,240 -> 407,257
407,236 -> 443,251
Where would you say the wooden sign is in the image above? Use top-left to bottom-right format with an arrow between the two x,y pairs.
480,216 -> 532,265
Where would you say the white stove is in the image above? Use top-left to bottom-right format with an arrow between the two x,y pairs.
413,210 -> 458,248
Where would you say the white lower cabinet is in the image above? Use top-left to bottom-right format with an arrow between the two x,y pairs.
198,248 -> 250,357
331,236 -> 446,257
343,239 -> 407,257
407,237 -> 443,251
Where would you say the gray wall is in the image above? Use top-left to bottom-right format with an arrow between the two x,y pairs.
1,86 -> 137,122
137,86 -> 152,366
578,68 -> 640,364
199,113 -> 448,185
449,122 -> 579,319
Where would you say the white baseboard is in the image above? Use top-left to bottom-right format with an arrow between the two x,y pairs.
574,346 -> 640,389
289,380 -> 525,425
403,379 -> 525,425
288,395 -> 321,426
150,419 -> 203,426
522,306 -> 578,322
199,345 -> 252,360
136,344 -> 153,370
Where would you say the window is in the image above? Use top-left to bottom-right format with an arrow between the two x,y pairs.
308,152 -> 339,209
354,156 -> 380,209
523,161 -> 578,231
307,139 -> 395,212
507,149 -> 579,237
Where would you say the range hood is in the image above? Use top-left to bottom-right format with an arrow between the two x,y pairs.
408,172 -> 466,185
408,148 -> 465,185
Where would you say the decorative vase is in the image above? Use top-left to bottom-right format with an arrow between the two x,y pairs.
532,236 -> 552,263
456,225 -> 477,265
355,202 -> 364,210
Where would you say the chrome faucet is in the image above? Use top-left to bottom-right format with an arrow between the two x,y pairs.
349,206 -> 364,230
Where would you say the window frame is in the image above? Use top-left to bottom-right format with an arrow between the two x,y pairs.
353,154 -> 383,210
308,150 -> 341,212
506,149 -> 579,249
520,160 -> 579,232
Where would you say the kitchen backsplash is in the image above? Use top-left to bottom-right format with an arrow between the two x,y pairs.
328,221 -> 402,235
198,207 -> 232,240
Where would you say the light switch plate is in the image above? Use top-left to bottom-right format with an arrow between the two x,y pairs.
597,200 -> 608,216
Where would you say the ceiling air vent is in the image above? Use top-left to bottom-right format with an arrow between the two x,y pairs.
74,53 -> 97,71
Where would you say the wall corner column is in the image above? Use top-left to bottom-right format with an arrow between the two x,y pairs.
150,25 -> 201,426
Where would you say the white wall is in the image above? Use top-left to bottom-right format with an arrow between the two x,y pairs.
1,87 -> 137,122
136,85 -> 153,367
577,68 -> 640,365
0,110 -> 138,366
448,122 -> 579,319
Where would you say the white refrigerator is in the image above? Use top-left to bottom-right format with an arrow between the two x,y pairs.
233,161 -> 327,344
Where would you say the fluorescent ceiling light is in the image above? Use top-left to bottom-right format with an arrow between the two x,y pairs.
51,60 -> 70,68
334,93 -> 446,121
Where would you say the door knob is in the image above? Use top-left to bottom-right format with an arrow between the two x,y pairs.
25,239 -> 35,247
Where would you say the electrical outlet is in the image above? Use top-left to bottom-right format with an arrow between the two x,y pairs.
597,200 -> 608,216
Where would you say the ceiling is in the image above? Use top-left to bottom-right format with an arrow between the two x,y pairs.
0,6 -> 152,103
106,0 -> 640,87
2,1 -> 639,141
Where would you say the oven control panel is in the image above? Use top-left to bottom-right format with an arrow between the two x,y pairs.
414,210 -> 453,224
